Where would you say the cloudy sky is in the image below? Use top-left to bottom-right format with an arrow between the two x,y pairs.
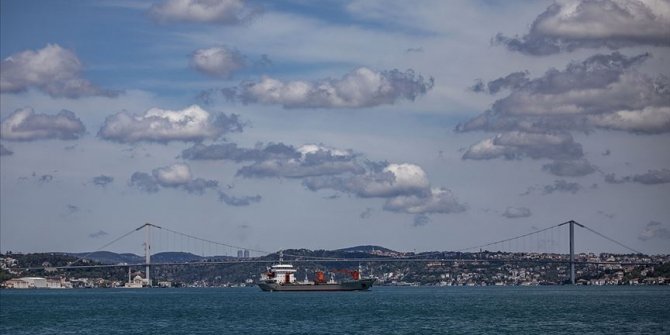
1,0 -> 669,256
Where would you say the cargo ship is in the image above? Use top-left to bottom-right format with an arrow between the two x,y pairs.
257,253 -> 375,292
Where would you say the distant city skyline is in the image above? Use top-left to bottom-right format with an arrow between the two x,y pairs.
1,0 -> 669,255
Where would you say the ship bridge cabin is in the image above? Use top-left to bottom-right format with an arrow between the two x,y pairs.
260,264 -> 296,284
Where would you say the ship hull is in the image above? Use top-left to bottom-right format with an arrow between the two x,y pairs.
258,278 -> 375,292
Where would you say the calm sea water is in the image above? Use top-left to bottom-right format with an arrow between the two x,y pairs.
1,286 -> 669,334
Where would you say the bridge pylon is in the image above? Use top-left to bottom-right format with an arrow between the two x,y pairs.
562,220 -> 584,285
144,223 -> 151,287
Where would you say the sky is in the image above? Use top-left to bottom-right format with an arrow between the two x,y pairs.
1,0 -> 669,256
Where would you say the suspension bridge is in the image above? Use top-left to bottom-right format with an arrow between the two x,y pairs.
11,219 -> 656,286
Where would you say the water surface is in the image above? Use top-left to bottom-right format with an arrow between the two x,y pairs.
1,286 -> 668,334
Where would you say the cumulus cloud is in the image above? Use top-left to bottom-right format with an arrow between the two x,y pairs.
130,163 -> 218,194
542,179 -> 582,194
502,207 -> 532,219
191,141 -> 466,216
413,214 -> 430,227
0,144 -> 13,156
0,44 -> 119,98
587,106 -> 670,133
218,191 -> 261,206
89,230 -> 109,239
222,67 -> 434,109
495,0 -> 670,55
1,108 -> 85,141
605,169 -> 670,185
459,53 -> 669,135
471,71 -> 530,94
542,159 -> 597,177
459,52 -> 669,177
130,172 -> 160,193
98,105 -> 243,143
182,142 -> 298,162
191,46 -> 247,78
522,179 -> 583,195
462,131 -> 583,161
92,175 -> 114,187
148,0 -> 261,24
234,144 -> 365,179
638,221 -> 670,241
632,169 -> 670,184
304,163 -> 430,198
304,163 -> 466,215
153,163 -> 193,186
383,187 -> 466,215
18,172 -> 55,184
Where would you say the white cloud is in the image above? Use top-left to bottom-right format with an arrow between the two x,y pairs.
227,67 -> 433,109
191,46 -> 246,78
606,169 -> 670,185
357,163 -> 430,198
0,44 -> 119,98
98,104 -> 243,143
494,72 -> 668,121
148,0 -> 260,24
152,163 -> 193,186
639,221 -> 670,241
496,0 -> 670,55
459,52 -> 669,179
384,187 -> 466,214
296,144 -> 350,158
303,163 -> 432,198
0,107 -> 85,141
542,159 -> 597,177
587,106 -> 670,133
463,131 -> 583,161
237,144 -> 363,178
130,163 -> 218,195
303,162 -> 466,215
502,207 -> 532,219
218,191 -> 261,206
536,0 -> 670,40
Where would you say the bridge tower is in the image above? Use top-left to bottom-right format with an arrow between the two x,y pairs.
566,220 -> 585,285
569,220 -> 575,285
145,223 -> 151,286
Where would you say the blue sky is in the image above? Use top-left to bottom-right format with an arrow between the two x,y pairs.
1,0 -> 669,256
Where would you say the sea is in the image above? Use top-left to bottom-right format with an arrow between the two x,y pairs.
1,286 -> 668,334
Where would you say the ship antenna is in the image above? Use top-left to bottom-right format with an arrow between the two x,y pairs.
279,250 -> 283,264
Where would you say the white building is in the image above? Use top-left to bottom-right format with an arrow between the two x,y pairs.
3,277 -> 47,288
124,275 -> 145,288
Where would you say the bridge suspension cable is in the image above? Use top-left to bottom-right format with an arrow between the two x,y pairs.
68,225 -> 145,266
71,219 -> 645,268
145,223 -> 358,261
454,222 -> 566,252
146,223 -> 269,256
577,223 -> 643,254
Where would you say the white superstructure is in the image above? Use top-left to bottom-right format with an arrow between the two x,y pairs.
259,251 -> 297,284
260,263 -> 297,284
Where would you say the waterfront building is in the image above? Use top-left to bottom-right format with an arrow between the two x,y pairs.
2,277 -> 46,288
124,275 -> 145,288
